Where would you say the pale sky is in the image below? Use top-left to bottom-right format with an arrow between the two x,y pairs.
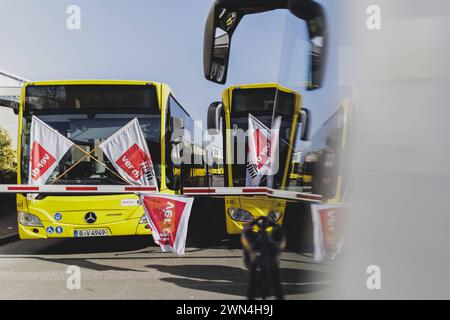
0,0 -> 354,148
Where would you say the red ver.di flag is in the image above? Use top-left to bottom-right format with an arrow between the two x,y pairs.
28,116 -> 74,184
98,118 -> 158,189
140,195 -> 194,255
246,114 -> 273,187
311,204 -> 345,262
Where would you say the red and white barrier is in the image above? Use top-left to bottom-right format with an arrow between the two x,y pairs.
0,185 -> 158,193
0,185 -> 322,203
182,187 -> 322,203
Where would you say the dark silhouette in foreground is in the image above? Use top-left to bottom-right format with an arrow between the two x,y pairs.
241,216 -> 286,300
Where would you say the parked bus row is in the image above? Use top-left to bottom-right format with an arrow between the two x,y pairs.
0,0 -> 341,242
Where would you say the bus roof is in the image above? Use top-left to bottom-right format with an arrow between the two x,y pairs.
224,83 -> 300,96
20,80 -> 177,113
24,80 -> 166,87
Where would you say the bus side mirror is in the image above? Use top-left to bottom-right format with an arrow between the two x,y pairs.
203,2 -> 241,84
300,108 -> 310,141
0,98 -> 19,114
207,102 -> 223,134
203,0 -> 327,88
288,0 -> 327,90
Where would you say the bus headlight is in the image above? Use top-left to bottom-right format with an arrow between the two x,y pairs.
139,215 -> 148,224
268,210 -> 282,222
18,211 -> 43,227
228,207 -> 253,222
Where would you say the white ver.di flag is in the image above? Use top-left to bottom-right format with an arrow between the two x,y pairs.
98,118 -> 158,189
246,114 -> 279,187
29,116 -> 74,185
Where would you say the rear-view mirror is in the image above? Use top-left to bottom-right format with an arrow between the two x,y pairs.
207,101 -> 223,134
203,3 -> 240,84
300,108 -> 310,141
203,0 -> 327,89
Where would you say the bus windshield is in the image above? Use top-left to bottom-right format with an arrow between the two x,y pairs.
21,85 -> 161,186
228,88 -> 297,188
25,84 -> 158,111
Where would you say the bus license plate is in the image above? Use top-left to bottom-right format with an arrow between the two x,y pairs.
74,229 -> 108,237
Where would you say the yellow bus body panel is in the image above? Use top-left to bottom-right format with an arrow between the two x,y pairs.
17,193 -> 151,239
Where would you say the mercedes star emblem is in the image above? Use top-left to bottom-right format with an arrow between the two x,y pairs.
84,212 -> 97,224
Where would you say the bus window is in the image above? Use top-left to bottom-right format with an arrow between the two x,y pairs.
20,114 -> 162,186
166,94 -> 198,190
229,88 -> 297,188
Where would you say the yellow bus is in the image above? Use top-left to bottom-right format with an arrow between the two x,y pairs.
207,83 -> 310,234
7,80 -> 204,239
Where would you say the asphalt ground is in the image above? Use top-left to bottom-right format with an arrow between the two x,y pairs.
0,234 -> 335,299
0,209 -> 17,242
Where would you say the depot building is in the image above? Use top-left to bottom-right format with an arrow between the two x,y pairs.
0,70 -> 27,146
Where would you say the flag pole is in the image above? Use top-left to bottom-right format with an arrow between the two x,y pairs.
50,146 -> 129,185
50,149 -> 95,184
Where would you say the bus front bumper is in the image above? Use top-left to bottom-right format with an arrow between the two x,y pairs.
18,218 -> 151,239
224,196 -> 286,235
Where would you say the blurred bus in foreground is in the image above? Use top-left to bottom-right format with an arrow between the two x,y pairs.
302,99 -> 353,203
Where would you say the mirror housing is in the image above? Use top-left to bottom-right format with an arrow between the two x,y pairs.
203,0 -> 327,88
207,102 -> 223,134
299,108 -> 310,141
0,98 -> 19,114
288,0 -> 327,90
203,1 -> 244,84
